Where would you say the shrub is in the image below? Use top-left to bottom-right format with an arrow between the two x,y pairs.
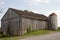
58,27 -> 60,31
27,27 -> 31,33
0,31 -> 3,34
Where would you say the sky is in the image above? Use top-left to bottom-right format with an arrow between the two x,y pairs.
0,0 -> 60,27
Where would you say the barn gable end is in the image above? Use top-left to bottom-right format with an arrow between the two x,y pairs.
1,8 -> 20,21
1,8 -> 22,35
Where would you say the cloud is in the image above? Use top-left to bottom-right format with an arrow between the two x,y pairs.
48,10 -> 60,16
31,10 -> 40,13
55,0 -> 60,2
0,1 -> 4,6
25,0 -> 50,6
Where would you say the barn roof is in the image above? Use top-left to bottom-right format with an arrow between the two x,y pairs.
10,8 -> 48,21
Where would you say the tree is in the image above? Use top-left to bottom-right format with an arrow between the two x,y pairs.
24,10 -> 33,13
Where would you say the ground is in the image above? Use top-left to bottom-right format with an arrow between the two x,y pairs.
21,32 -> 60,40
0,30 -> 60,40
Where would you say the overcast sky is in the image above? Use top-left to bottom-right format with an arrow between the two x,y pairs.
0,0 -> 60,27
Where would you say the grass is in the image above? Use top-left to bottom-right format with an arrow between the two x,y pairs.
0,36 -> 21,40
58,27 -> 60,31
0,34 -> 21,40
0,30 -> 57,40
23,30 -> 52,36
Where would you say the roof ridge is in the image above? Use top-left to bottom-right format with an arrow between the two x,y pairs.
9,8 -> 48,21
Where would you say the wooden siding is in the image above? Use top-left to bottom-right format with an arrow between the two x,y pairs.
1,9 -> 21,35
1,9 -> 20,21
1,9 -> 48,35
21,17 -> 48,34
1,20 -> 9,35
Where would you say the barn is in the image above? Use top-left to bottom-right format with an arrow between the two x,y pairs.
1,8 -> 57,36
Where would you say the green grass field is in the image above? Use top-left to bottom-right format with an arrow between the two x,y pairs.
23,30 -> 52,36
0,30 -> 56,40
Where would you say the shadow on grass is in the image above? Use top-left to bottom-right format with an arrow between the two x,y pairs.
0,34 -> 20,38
